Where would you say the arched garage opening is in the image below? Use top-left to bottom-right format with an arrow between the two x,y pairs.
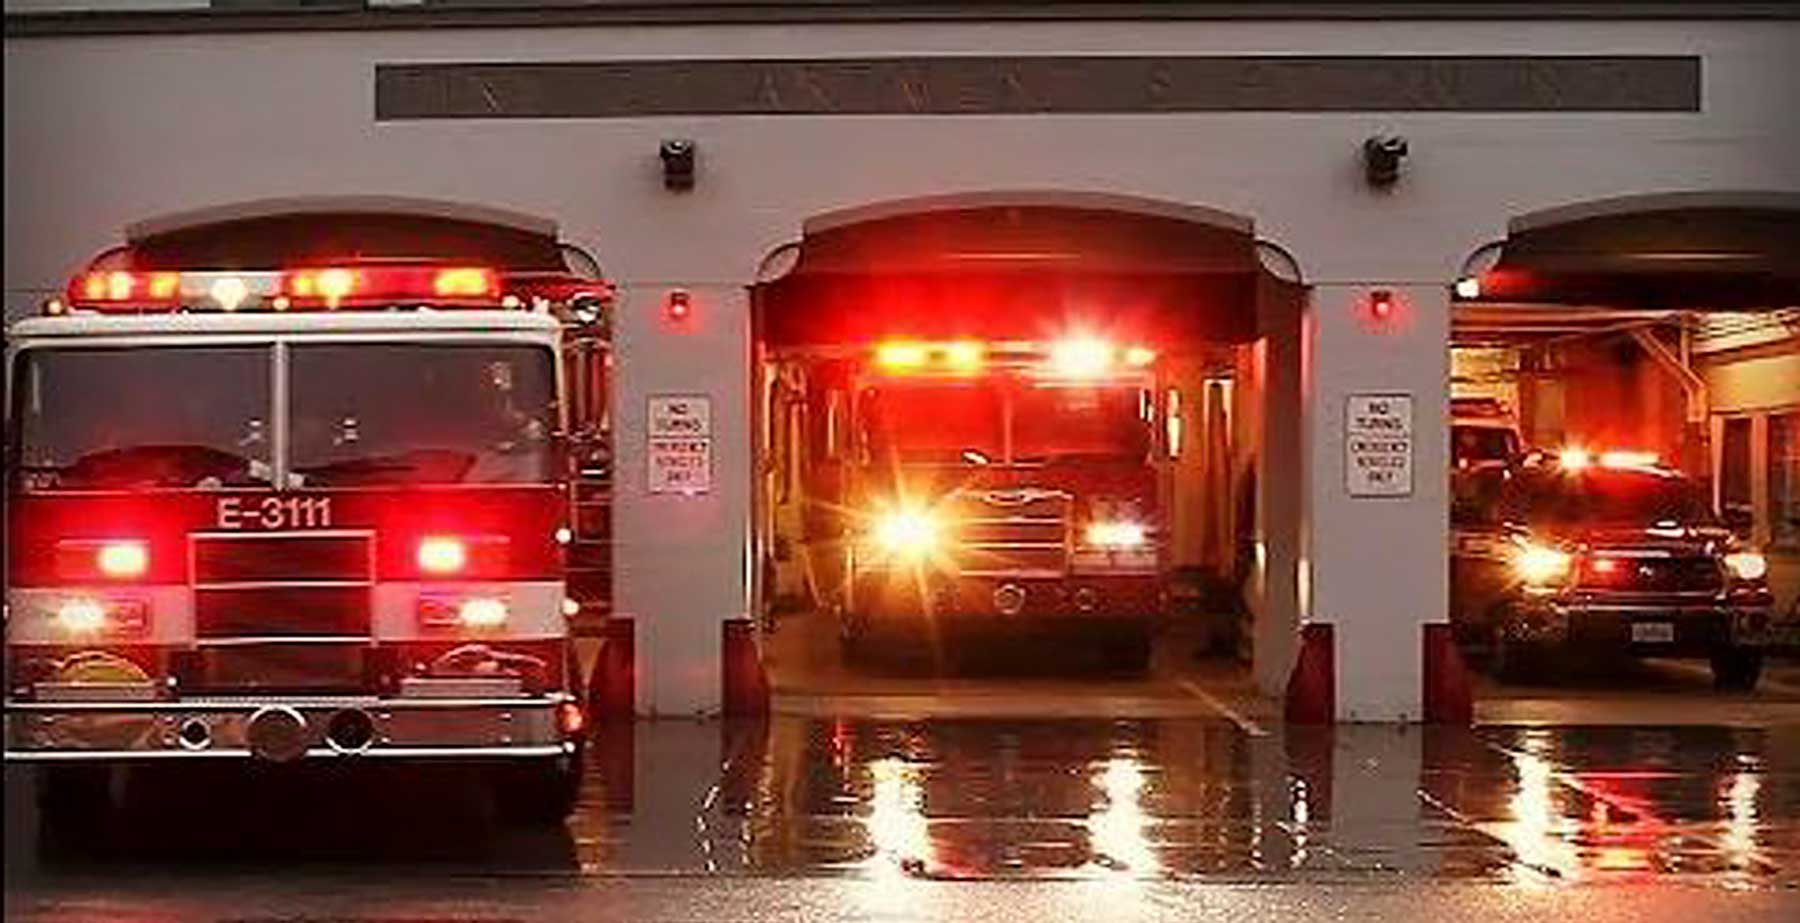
744,192 -> 1305,714
1447,192 -> 1800,712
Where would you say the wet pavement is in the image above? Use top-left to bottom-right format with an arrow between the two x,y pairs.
8,715 -> 1800,892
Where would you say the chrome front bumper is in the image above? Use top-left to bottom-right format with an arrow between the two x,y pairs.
3,693 -> 576,763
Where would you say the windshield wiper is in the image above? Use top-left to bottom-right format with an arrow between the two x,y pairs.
294,449 -> 478,486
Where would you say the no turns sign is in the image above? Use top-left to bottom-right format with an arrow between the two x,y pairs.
1345,393 -> 1413,498
648,395 -> 712,495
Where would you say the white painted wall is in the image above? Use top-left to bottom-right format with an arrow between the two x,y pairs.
7,18 -> 1800,717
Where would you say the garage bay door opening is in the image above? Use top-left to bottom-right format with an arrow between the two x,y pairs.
748,192 -> 1305,718
1447,192 -> 1800,718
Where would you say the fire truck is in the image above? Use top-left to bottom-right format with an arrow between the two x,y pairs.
752,195 -> 1295,673
4,199 -> 612,825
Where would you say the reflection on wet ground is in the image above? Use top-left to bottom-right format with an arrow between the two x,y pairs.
8,717 -> 1799,889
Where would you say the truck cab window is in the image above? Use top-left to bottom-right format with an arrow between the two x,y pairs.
11,346 -> 273,491
289,343 -> 557,487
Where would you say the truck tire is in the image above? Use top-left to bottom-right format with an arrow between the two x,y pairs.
1102,624 -> 1153,675
495,748 -> 585,826
1710,647 -> 1764,692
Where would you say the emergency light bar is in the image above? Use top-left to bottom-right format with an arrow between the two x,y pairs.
1554,447 -> 1660,471
871,337 -> 1157,377
55,264 -> 505,314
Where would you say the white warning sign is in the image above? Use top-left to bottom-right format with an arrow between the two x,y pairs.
648,395 -> 712,495
1345,393 -> 1413,498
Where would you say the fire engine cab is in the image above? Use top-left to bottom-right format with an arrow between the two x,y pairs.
4,199 -> 612,824
753,194 -> 1300,674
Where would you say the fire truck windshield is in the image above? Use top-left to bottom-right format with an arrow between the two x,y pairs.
862,383 -> 1003,464
10,346 -> 273,491
861,381 -> 1148,466
9,342 -> 556,492
289,344 -> 556,487
1011,385 -> 1150,462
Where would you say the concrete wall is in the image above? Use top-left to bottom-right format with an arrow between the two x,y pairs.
8,17 -> 1800,718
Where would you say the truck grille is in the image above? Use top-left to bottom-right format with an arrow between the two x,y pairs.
1581,553 -> 1724,595
949,489 -> 1070,576
191,531 -> 374,639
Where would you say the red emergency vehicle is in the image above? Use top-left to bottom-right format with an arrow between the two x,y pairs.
4,199 -> 612,824
753,194 -> 1297,672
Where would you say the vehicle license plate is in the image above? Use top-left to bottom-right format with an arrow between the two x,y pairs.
1631,622 -> 1675,644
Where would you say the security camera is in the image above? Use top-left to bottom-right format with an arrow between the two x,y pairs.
660,138 -> 697,191
1363,135 -> 1408,188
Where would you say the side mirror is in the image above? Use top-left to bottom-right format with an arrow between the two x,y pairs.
565,423 -> 609,476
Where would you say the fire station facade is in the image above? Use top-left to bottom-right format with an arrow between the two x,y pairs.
6,3 -> 1799,721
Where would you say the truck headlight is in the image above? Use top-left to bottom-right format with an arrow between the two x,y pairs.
53,597 -> 148,636
873,508 -> 939,556
1086,521 -> 1147,549
1725,551 -> 1768,582
1514,544 -> 1572,585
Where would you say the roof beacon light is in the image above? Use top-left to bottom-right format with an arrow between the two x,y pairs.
1050,337 -> 1115,378
875,341 -> 931,372
282,265 -> 501,309
210,276 -> 250,312
1558,448 -> 1593,471
943,341 -> 986,372
1600,450 -> 1659,469
69,270 -> 182,308
433,267 -> 500,299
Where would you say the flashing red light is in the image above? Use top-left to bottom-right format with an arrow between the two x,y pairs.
1599,450 -> 1659,469
63,264 -> 506,312
415,534 -> 512,578
283,265 -> 500,308
1049,337 -> 1115,377
433,267 -> 499,298
1369,290 -> 1396,321
943,340 -> 985,372
875,341 -> 931,371
96,541 -> 150,579
68,270 -> 182,307
666,289 -> 693,322
417,536 -> 469,575
56,539 -> 150,582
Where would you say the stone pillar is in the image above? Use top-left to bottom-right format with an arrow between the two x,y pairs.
611,283 -> 751,716
1306,284 -> 1450,722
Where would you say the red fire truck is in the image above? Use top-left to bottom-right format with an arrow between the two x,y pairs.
753,195 -> 1294,672
4,199 -> 612,824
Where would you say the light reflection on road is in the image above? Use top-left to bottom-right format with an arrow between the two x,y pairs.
7,718 -> 1798,889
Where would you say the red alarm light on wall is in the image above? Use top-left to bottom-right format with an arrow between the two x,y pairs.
1369,290 -> 1395,321
666,289 -> 693,323
1358,288 -> 1406,332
